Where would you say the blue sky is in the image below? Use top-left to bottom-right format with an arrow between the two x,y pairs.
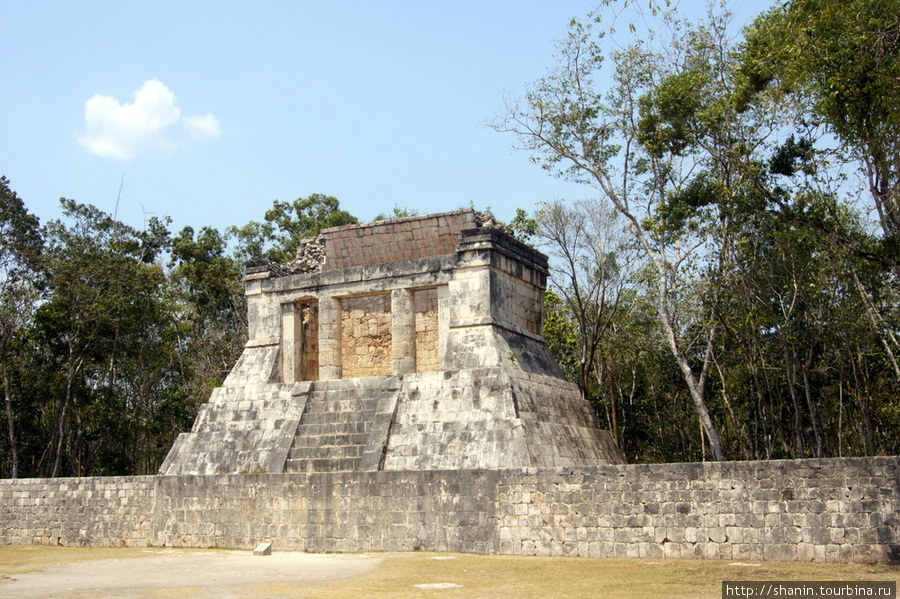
1,1 -> 769,236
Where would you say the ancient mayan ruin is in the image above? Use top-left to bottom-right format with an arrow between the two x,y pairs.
3,210 -> 897,563
159,209 -> 625,475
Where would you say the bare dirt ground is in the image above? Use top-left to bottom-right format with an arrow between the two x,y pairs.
0,547 -> 381,599
1,546 -> 897,599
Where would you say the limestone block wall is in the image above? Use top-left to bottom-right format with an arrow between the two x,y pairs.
340,294 -> 392,378
492,269 -> 542,336
414,288 -> 441,372
2,458 -> 897,563
159,383 -> 306,476
508,371 -> 623,467
153,470 -> 498,553
383,370 -> 531,471
380,368 -> 621,471
320,210 -> 478,270
0,476 -> 155,547
498,459 -> 900,564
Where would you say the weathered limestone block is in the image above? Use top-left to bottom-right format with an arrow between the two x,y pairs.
413,288 -> 441,372
341,294 -> 392,378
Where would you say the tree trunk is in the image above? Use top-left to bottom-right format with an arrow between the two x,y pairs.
800,360 -> 824,458
784,346 -> 806,459
676,354 -> 727,461
51,377 -> 72,478
2,355 -> 18,479
657,299 -> 727,461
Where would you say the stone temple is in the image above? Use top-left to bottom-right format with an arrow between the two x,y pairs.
159,209 -> 624,475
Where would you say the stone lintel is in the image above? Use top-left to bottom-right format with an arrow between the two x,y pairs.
263,255 -> 456,296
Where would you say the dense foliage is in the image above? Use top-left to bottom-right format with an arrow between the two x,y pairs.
504,0 -> 900,462
1,0 -> 897,476
0,189 -> 355,477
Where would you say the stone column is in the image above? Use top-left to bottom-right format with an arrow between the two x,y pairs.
280,303 -> 302,383
437,285 -> 451,369
318,296 -> 342,380
391,288 -> 416,375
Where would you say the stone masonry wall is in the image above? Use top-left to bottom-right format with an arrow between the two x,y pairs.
2,458 -> 898,563
321,210 -> 477,271
153,470 -> 498,553
492,269 -> 542,336
0,476 -> 156,547
498,459 -> 899,563
340,294 -> 392,378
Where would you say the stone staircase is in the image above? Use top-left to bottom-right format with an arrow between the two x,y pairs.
159,383 -> 303,476
283,379 -> 401,473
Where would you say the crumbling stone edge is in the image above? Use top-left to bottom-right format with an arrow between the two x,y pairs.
1,457 -> 897,564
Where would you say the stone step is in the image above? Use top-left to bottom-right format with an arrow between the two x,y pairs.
298,411 -> 377,426
288,444 -> 365,460
278,384 -> 399,473
291,432 -> 369,448
193,415 -> 295,434
294,421 -> 372,436
215,393 -> 296,403
214,389 -> 296,401
206,408 -> 294,421
303,397 -> 381,414
283,456 -> 363,473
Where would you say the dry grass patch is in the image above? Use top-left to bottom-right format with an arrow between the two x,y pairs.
0,545 -> 170,578
248,553 -> 899,599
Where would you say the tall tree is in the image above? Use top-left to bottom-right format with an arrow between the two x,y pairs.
168,225 -> 246,422
0,177 -> 44,478
739,0 -> 900,271
532,199 -> 639,425
494,8 -> 767,460
37,200 -> 169,476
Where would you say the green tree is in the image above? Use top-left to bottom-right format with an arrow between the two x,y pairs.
0,177 -> 44,478
494,8 -> 761,461
36,200 -> 170,476
542,289 -> 581,384
168,225 -> 246,429
229,194 -> 357,264
740,0 -> 900,271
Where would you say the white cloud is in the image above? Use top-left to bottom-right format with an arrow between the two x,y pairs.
77,79 -> 221,160
184,113 -> 222,140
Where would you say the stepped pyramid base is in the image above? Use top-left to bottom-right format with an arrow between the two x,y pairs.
159,211 -> 626,475
159,366 -> 624,475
